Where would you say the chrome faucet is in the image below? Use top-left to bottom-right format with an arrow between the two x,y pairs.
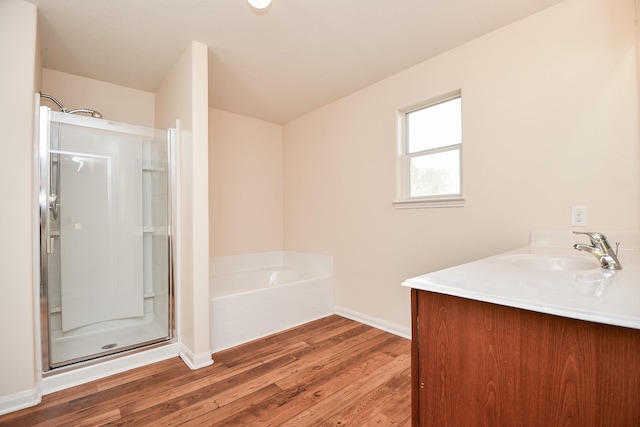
573,231 -> 622,270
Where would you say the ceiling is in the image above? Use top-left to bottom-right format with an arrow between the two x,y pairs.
26,0 -> 565,124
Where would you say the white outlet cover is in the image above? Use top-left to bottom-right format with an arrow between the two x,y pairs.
571,205 -> 587,227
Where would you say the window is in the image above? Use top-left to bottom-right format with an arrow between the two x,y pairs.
395,93 -> 464,208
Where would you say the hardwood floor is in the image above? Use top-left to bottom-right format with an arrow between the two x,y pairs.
0,315 -> 411,426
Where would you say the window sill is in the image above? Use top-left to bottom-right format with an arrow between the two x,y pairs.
393,196 -> 465,209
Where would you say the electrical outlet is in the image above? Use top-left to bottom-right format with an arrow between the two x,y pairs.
571,205 -> 587,227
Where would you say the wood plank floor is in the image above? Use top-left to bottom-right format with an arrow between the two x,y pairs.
0,315 -> 411,426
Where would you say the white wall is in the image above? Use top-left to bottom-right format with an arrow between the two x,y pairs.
155,41 -> 211,368
283,0 -> 640,330
0,0 -> 39,412
209,108 -> 283,256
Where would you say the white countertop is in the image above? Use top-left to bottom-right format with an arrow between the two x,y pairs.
402,231 -> 640,330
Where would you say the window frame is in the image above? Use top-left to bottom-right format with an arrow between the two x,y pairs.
394,92 -> 465,209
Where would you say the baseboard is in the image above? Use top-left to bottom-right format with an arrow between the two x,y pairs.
334,306 -> 411,339
0,386 -> 40,416
179,343 -> 214,370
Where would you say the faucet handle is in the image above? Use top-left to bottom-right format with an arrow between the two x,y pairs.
573,231 -> 609,246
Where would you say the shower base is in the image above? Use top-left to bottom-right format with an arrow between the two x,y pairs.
50,320 -> 169,367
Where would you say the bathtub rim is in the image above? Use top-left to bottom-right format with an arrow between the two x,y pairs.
209,266 -> 332,299
210,251 -> 333,276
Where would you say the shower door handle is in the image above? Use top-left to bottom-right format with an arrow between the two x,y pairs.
49,193 -> 59,220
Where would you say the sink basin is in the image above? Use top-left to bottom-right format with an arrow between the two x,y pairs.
499,254 -> 599,272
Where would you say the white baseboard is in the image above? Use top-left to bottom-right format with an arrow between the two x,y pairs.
334,306 -> 411,340
179,343 -> 214,370
0,386 -> 40,416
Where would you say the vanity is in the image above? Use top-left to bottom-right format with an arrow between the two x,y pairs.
402,231 -> 640,427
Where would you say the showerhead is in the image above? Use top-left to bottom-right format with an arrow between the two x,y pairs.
40,93 -> 103,119
68,108 -> 103,119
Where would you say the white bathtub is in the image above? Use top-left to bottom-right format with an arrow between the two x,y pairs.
209,252 -> 333,353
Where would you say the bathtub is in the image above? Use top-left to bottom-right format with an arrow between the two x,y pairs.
209,251 -> 333,353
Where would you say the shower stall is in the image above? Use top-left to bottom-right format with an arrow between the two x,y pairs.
38,103 -> 175,372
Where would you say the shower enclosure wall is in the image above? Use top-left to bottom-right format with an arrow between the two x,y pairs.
38,106 -> 175,372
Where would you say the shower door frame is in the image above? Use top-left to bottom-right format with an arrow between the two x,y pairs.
38,106 -> 176,374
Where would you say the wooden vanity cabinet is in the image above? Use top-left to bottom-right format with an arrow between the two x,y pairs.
411,289 -> 640,427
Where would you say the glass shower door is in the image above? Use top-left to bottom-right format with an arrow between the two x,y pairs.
40,108 -> 174,371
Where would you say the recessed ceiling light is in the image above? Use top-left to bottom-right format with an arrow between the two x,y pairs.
248,0 -> 271,10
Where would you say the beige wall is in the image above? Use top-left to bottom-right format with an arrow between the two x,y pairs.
41,69 -> 155,127
0,0 -> 39,407
156,41 -> 211,365
283,0 -> 640,329
637,0 -> 640,120
209,108 -> 283,256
